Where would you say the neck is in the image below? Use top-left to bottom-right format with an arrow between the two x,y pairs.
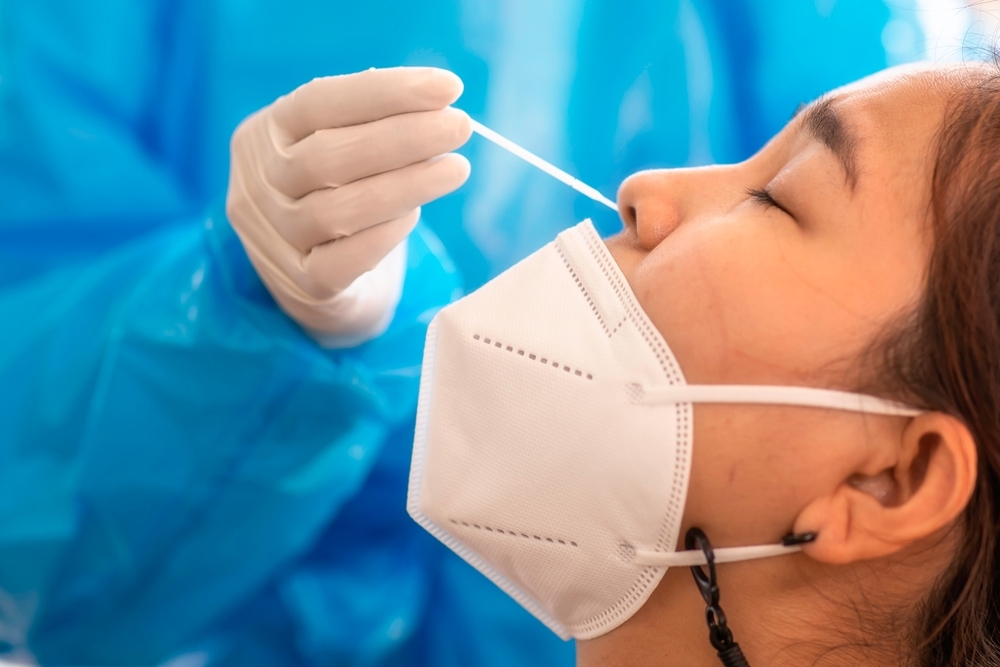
575,551 -> 935,667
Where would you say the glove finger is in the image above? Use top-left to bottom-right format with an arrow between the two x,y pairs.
271,152 -> 471,252
271,67 -> 463,144
270,107 -> 472,199
302,209 -> 420,295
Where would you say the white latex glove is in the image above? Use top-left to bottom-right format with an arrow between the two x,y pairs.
226,67 -> 471,347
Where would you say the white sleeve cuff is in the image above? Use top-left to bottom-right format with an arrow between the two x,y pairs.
303,240 -> 408,349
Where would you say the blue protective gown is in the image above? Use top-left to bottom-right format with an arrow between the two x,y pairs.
0,1 -> 922,665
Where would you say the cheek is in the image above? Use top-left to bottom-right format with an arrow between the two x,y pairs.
630,234 -> 731,380
682,406 -> 890,545
630,219 -> 883,386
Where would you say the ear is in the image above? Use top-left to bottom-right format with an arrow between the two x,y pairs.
793,412 -> 977,564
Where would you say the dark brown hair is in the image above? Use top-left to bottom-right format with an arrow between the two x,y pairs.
869,63 -> 1000,666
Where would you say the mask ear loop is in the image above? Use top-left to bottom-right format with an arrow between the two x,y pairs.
685,528 -> 817,667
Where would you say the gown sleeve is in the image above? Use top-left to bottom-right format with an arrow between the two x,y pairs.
0,201 -> 461,665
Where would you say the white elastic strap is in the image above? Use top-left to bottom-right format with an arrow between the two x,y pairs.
634,543 -> 803,568
638,384 -> 921,417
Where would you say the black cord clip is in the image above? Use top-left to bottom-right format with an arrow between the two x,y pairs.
685,527 -> 750,667
781,531 -> 817,547
685,528 -> 816,666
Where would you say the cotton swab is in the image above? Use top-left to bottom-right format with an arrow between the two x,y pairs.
467,118 -> 618,212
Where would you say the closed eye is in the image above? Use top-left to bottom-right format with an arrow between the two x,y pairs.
746,187 -> 791,216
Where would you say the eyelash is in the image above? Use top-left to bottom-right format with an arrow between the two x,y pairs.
746,187 -> 790,215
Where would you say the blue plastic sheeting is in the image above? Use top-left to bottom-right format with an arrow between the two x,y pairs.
0,0 -> 920,665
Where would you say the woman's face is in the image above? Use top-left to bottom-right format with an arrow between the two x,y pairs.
604,64 -> 957,550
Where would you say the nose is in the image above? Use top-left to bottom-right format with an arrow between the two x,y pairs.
617,164 -> 743,250
616,169 -> 684,251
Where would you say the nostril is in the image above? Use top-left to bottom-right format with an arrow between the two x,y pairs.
624,205 -> 638,228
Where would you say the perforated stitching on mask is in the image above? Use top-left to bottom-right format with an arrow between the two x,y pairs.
472,334 -> 593,380
562,225 -> 693,638
624,383 -> 644,403
449,519 -> 578,547
576,232 -> 683,385
670,409 -> 690,527
556,254 -> 625,338
570,564 -> 663,637
617,542 -> 637,563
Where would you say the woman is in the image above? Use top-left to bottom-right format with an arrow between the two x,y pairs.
616,62 -> 999,664
583,62 -> 999,665
234,61 -> 1000,665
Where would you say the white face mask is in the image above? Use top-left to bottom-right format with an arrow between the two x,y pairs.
406,219 -> 920,640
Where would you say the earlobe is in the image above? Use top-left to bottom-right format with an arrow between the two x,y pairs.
792,412 -> 977,565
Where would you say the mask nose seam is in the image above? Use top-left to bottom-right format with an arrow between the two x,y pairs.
556,247 -> 620,338
577,228 -> 685,386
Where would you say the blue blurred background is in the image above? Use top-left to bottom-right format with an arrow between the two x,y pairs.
0,1 -> 977,665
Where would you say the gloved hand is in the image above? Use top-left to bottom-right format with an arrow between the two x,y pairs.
226,67 -> 471,347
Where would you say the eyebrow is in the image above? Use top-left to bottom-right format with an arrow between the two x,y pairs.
797,97 -> 860,190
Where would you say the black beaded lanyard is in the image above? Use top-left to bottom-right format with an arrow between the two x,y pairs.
685,527 -> 816,667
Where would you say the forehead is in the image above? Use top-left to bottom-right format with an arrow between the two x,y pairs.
825,64 -> 984,153
815,66 -> 963,215
837,66 -> 953,123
